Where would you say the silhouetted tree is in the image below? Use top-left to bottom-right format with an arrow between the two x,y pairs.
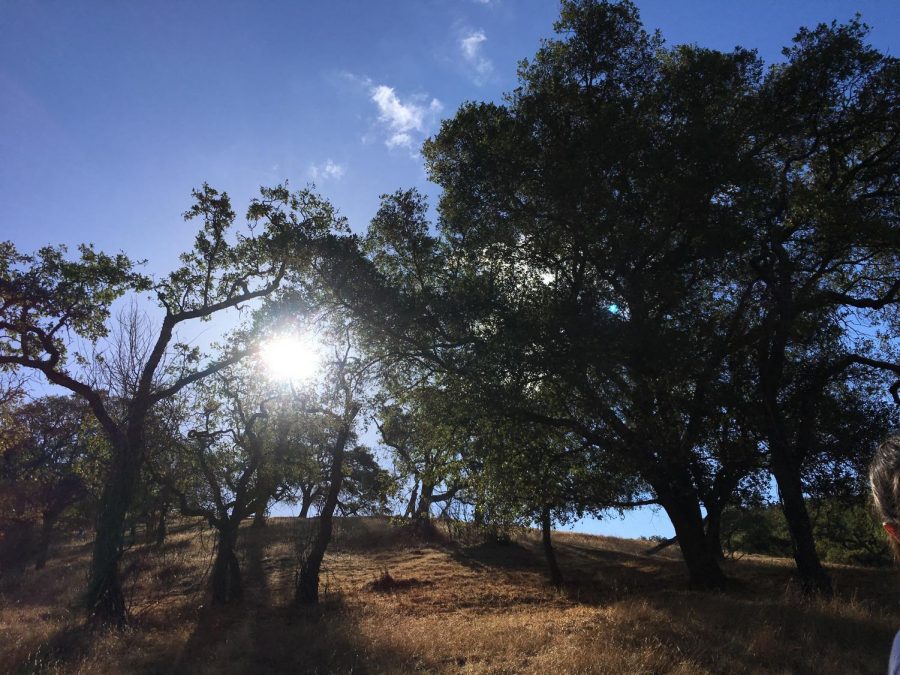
294,328 -> 367,605
0,183 -> 339,623
736,17 -> 900,593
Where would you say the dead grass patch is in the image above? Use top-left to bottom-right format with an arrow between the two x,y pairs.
1,516 -> 898,674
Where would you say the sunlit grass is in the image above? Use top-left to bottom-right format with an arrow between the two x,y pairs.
3,519 -> 898,674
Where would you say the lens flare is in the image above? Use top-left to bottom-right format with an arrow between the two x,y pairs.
259,335 -> 321,382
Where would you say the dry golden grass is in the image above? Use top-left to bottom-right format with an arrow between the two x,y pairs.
2,517 -> 899,674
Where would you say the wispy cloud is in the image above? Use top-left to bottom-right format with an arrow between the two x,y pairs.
459,29 -> 493,84
309,159 -> 345,181
370,85 -> 442,150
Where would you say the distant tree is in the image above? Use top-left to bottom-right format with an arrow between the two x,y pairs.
170,365 -> 289,604
375,386 -> 468,524
293,333 -> 367,605
0,183 -> 339,623
337,444 -> 395,517
0,395 -> 98,569
282,412 -> 393,519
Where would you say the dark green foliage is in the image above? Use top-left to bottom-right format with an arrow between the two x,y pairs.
723,500 -> 892,567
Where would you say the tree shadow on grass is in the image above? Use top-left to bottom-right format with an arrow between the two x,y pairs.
239,526 -> 271,603
12,623 -> 93,675
606,585 -> 896,675
161,595 -> 410,674
154,521 -> 393,674
442,533 -> 897,673
447,537 -> 544,573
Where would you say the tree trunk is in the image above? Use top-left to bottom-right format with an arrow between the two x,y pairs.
86,439 -> 143,625
473,502 -> 484,526
705,507 -> 725,560
655,481 -> 727,589
404,482 -> 419,519
296,424 -> 351,605
155,507 -> 167,547
540,504 -> 563,587
758,312 -> 832,596
415,482 -> 434,520
771,453 -> 833,595
35,510 -> 58,570
252,508 -> 267,529
211,524 -> 242,604
298,498 -> 311,519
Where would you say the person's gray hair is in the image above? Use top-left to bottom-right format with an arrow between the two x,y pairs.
870,435 -> 900,558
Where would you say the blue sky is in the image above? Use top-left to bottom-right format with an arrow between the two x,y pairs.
2,0 -> 898,537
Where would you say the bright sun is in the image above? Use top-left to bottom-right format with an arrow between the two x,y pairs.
259,335 -> 321,382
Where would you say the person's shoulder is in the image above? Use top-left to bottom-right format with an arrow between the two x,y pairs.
890,630 -> 900,675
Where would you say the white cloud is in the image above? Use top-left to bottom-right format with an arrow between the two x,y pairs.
335,70 -> 372,88
309,159 -> 345,181
386,132 -> 413,149
369,85 -> 443,151
459,29 -> 494,84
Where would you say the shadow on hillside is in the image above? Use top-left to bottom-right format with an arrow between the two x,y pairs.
13,623 -> 95,673
161,590 -> 398,674
329,516 -> 449,553
448,538 -> 544,573
12,518 -> 900,674
140,520 -> 407,674
608,584 -> 895,674
240,526 -> 271,603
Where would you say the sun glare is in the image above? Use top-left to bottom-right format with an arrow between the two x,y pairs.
259,335 -> 321,382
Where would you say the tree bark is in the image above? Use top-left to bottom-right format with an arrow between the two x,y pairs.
252,508 -> 267,529
404,482 -> 419,519
540,504 -> 563,587
758,299 -> 832,595
473,502 -> 484,526
35,509 -> 58,570
770,452 -> 833,595
415,482 -> 434,520
295,424 -> 351,605
643,535 -> 679,556
655,478 -> 728,589
86,438 -> 143,624
705,506 -> 725,560
298,499 -> 311,519
155,507 -> 167,547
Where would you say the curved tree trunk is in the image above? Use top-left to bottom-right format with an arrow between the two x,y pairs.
298,486 -> 314,518
211,524 -> 242,603
296,424 -> 352,605
540,504 -> 563,588
759,315 -> 832,596
771,454 -> 832,595
655,477 -> 727,589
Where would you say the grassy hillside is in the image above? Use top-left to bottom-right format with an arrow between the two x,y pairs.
2,517 -> 899,674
